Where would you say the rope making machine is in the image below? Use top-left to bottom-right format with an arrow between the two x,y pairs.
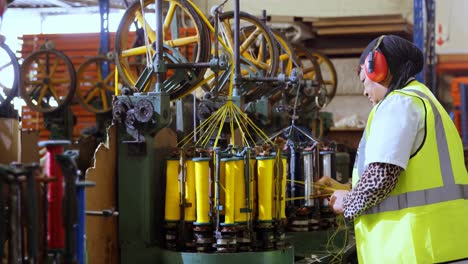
110,0 -> 350,263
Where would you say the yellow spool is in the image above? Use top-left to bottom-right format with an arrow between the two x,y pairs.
281,157 -> 287,219
185,159 -> 196,222
232,158 -> 247,223
194,157 -> 211,224
222,157 -> 240,224
256,156 -> 275,222
165,158 -> 180,221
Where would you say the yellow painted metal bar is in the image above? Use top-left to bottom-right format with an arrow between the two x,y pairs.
100,89 -> 109,110
48,85 -> 61,104
49,57 -> 59,77
135,9 -> 156,43
121,45 -> 151,58
163,2 -> 177,35
239,28 -> 261,54
114,67 -> 119,95
165,35 -> 200,48
84,88 -> 100,104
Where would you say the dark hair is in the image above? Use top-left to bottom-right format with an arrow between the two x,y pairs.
359,35 -> 424,93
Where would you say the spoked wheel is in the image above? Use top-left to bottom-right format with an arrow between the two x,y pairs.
20,48 -> 76,113
207,11 -> 279,99
115,0 -> 211,100
76,55 -> 118,113
294,45 -> 338,108
259,30 -> 301,105
0,38 -> 20,108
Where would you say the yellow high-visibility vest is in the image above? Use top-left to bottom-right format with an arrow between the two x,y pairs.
352,81 -> 468,264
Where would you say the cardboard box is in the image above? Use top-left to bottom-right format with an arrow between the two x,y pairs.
0,117 -> 19,165
19,129 -> 39,163
0,118 -> 40,165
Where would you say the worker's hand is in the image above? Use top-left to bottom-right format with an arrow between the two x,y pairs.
315,176 -> 351,196
330,190 -> 349,214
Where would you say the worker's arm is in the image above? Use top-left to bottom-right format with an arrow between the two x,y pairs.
341,162 -> 401,219
315,176 -> 351,195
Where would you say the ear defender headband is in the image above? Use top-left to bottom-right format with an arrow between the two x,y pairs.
364,35 -> 388,83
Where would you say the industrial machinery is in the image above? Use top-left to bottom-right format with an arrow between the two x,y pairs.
19,40 -> 95,263
0,34 -> 20,117
111,0 -> 353,263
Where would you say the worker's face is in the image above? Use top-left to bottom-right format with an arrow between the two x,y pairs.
359,66 -> 388,106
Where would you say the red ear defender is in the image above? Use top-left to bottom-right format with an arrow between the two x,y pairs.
364,35 -> 388,83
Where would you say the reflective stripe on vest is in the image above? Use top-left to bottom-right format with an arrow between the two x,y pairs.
363,89 -> 468,215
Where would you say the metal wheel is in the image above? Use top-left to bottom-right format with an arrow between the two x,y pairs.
20,48 -> 76,113
294,45 -> 339,108
309,49 -> 337,103
76,55 -> 117,113
258,30 -> 300,104
115,0 -> 211,100
0,39 -> 20,108
208,11 -> 279,98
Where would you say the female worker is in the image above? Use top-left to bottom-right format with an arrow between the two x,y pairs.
318,35 -> 468,263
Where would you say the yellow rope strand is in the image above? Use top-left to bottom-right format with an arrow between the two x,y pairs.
326,215 -> 349,264
178,104 -> 224,147
285,193 -> 332,201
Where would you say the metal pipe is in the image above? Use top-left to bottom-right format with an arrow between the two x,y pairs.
154,0 -> 164,92
233,0 -> 240,90
86,210 -> 119,217
303,151 -> 314,207
288,143 -> 296,207
166,62 -> 213,69
214,148 -> 221,232
213,7 -> 220,98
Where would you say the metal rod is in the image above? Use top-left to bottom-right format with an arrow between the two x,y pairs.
85,210 -> 119,217
25,165 -> 39,263
214,148 -> 221,232
261,10 -> 267,74
243,76 -> 294,83
233,0 -> 240,90
166,62 -> 213,69
213,7 -> 220,98
154,0 -> 164,92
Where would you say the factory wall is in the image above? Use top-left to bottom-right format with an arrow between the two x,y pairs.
194,0 -> 413,21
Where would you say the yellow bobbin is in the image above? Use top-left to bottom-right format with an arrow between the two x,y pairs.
165,158 -> 180,221
184,159 -> 196,222
194,157 -> 211,224
256,156 -> 275,222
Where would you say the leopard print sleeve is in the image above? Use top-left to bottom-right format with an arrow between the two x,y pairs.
342,162 -> 402,220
